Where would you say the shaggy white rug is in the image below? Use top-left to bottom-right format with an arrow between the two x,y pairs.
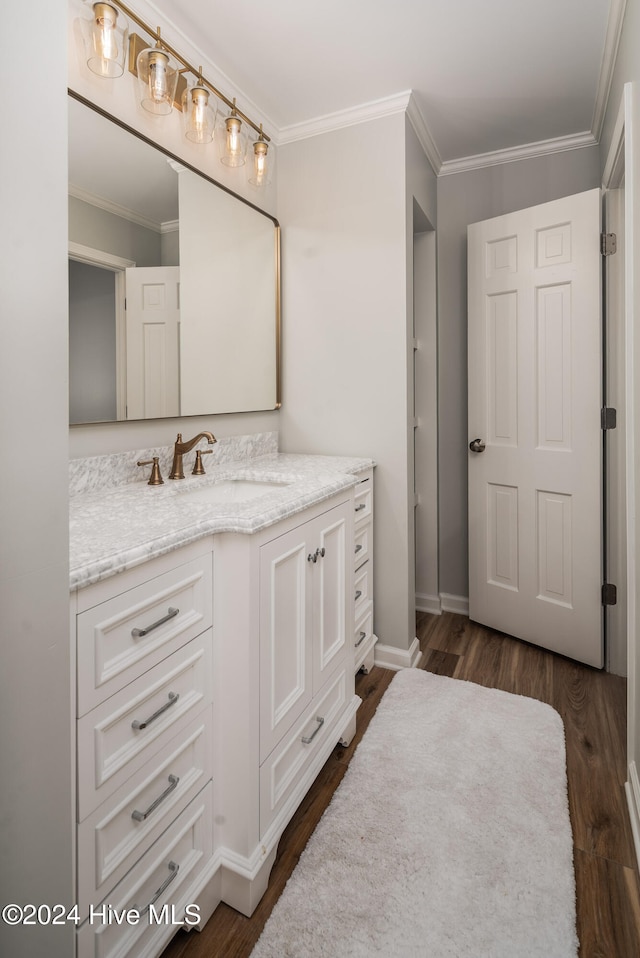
251,668 -> 578,958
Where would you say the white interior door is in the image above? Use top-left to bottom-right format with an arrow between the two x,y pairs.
467,188 -> 603,667
125,266 -> 180,419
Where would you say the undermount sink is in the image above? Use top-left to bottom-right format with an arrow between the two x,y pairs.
178,478 -> 290,505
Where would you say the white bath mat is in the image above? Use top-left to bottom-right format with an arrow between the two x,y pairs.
251,668 -> 578,957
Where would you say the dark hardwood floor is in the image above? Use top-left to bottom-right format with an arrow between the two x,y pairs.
161,612 -> 640,958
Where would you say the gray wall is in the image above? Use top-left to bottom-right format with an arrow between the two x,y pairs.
436,145 -> 602,598
69,260 -> 117,423
0,1 -> 73,955
69,195 -> 162,266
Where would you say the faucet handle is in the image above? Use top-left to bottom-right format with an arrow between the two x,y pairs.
137,457 -> 164,485
192,449 -> 213,475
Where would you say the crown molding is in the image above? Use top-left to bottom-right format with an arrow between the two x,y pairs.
88,0 -> 625,177
438,130 -> 598,176
274,0 -> 626,175
591,0 -> 627,142
276,91 -> 413,145
405,94 -> 442,176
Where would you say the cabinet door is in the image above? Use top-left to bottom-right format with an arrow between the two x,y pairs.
312,503 -> 350,693
259,527 -> 314,761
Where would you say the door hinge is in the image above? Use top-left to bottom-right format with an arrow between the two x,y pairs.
602,583 -> 618,606
601,407 -> 617,430
601,232 -> 617,256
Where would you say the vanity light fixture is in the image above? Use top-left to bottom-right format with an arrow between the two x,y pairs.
218,101 -> 248,167
182,73 -> 217,144
77,0 -> 272,186
82,1 -> 128,78
136,30 -> 179,115
249,128 -> 270,187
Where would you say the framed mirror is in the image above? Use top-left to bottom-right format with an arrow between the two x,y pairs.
68,91 -> 281,425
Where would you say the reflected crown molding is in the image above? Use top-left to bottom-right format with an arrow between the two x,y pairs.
69,183 -> 164,232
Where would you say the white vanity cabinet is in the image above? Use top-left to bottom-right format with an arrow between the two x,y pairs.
353,468 -> 377,673
213,490 -> 360,916
70,474 -> 365,953
71,540 -> 219,958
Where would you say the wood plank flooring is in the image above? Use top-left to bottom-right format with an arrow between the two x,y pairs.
161,612 -> 640,958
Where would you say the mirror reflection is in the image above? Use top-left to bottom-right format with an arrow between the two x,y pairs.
68,94 -> 280,425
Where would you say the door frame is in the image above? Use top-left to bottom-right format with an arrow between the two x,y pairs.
602,102 -> 627,677
68,242 -> 135,420
603,83 -> 640,864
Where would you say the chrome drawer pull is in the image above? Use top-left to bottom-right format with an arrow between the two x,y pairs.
301,716 -> 324,745
355,503 -> 366,512
355,590 -> 362,601
132,691 -> 179,731
133,861 -> 179,913
355,630 -> 367,648
131,774 -> 180,822
132,607 -> 179,638
355,544 -> 363,554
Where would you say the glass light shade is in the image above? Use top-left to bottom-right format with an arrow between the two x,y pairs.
249,138 -> 271,188
83,2 -> 128,78
182,84 -> 216,144
217,112 -> 248,167
137,46 -> 179,115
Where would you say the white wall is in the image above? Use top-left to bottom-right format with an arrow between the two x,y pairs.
0,2 -> 73,956
406,120 -> 438,616
277,113 -> 436,652
435,146 -> 602,601
414,228 -> 439,609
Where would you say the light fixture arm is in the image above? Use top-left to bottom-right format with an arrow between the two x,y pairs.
105,0 -> 270,142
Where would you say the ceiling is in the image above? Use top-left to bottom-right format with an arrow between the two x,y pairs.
148,0 -> 620,169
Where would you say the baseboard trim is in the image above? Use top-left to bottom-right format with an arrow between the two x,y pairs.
440,593 -> 469,615
625,761 -> 640,870
415,593 -> 442,615
374,637 -> 421,671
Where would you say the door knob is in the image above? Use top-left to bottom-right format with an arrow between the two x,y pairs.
469,438 -> 486,453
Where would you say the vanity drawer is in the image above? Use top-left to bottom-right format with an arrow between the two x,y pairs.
77,554 -> 213,716
354,522 -> 371,570
260,667 -> 348,836
77,710 -> 212,916
354,481 -> 372,525
354,563 -> 371,616
77,782 -> 213,958
77,633 -> 212,820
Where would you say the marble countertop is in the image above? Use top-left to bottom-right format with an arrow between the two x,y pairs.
70,453 -> 374,591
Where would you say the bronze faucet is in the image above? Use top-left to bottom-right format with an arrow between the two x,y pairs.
169,431 -> 217,479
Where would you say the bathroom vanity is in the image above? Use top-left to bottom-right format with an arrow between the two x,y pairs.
69,439 -> 375,958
